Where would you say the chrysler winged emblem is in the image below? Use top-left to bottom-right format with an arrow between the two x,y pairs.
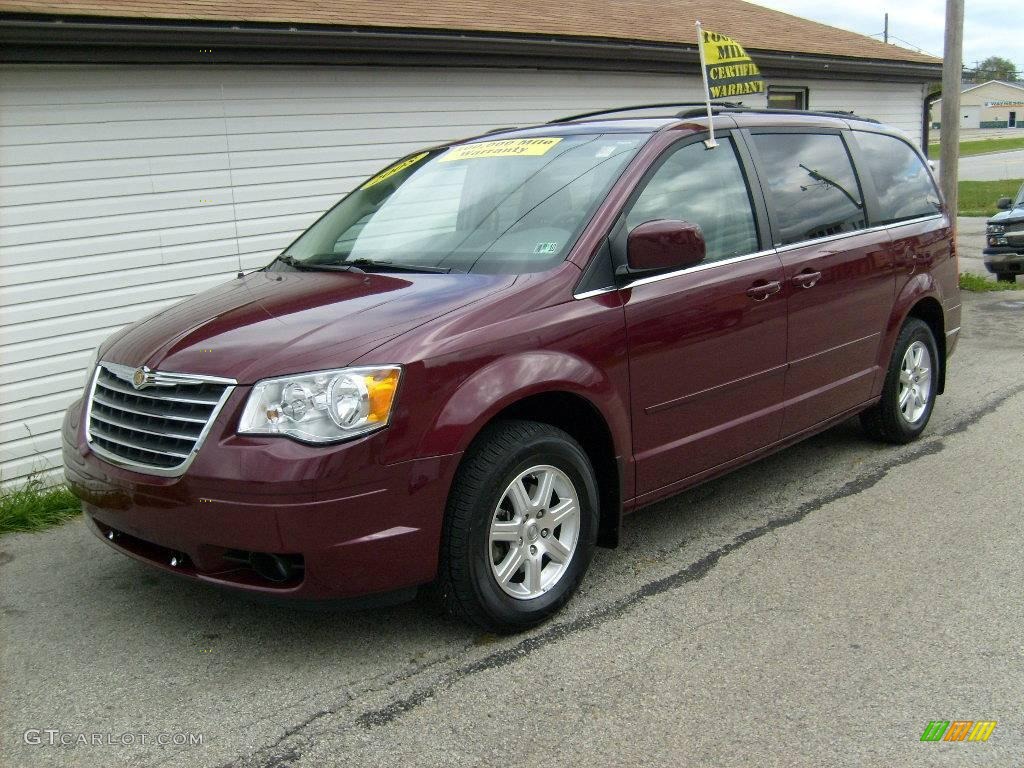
132,366 -> 153,390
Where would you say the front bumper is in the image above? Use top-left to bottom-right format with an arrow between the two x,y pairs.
983,247 -> 1024,274
62,397 -> 461,601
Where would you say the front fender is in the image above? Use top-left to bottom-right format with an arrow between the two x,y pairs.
417,350 -> 630,459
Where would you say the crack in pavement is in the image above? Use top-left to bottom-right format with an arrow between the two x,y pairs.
239,382 -> 1024,767
221,644 -> 473,768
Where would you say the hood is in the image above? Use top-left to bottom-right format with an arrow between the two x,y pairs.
989,206 -> 1024,225
102,269 -> 515,383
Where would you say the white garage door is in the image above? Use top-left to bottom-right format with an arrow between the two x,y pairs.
961,105 -> 981,129
0,65 -> 921,485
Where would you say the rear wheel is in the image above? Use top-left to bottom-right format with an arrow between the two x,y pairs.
995,272 -> 1017,283
435,420 -> 599,633
860,318 -> 939,444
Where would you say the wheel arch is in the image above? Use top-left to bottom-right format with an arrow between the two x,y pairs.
482,391 -> 623,548
883,276 -> 947,395
904,296 -> 946,394
435,381 -> 625,550
419,350 -> 630,550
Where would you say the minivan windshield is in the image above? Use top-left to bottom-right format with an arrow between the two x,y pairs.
278,133 -> 646,274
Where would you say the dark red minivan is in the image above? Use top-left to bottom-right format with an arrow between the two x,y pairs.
63,105 -> 960,632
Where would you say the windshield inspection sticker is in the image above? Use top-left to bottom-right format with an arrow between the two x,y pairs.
440,137 -> 563,162
361,152 -> 429,189
534,242 -> 559,254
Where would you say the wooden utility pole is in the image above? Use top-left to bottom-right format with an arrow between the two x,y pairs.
939,0 -> 964,227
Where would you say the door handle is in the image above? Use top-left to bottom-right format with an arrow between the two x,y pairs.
746,280 -> 781,301
792,270 -> 822,289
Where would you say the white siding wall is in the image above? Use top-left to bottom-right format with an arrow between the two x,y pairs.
0,65 -> 922,485
772,77 -> 925,146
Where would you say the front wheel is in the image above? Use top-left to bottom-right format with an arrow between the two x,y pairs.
436,420 -> 599,633
860,318 -> 939,444
995,272 -> 1017,283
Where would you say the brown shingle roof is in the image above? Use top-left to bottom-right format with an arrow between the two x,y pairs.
0,0 -> 940,64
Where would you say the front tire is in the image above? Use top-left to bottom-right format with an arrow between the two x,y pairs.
436,420 -> 599,633
995,272 -> 1017,283
860,318 -> 939,444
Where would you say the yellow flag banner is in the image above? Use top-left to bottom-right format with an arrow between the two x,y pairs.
700,29 -> 765,100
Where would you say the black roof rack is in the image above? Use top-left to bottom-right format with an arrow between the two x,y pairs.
549,102 -> 880,126
548,102 -> 745,123
673,105 -> 879,123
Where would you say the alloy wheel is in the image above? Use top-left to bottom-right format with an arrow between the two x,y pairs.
488,465 -> 580,600
897,340 -> 932,424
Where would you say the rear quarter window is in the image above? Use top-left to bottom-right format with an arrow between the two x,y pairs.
853,131 -> 941,224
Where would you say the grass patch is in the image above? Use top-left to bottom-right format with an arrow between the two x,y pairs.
958,272 -> 1021,292
958,179 -> 1023,217
928,136 -> 1024,160
0,476 -> 80,536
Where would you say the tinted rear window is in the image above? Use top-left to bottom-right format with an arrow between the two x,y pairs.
854,132 -> 941,224
751,133 -> 867,246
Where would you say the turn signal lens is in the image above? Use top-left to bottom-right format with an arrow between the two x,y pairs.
366,369 -> 400,423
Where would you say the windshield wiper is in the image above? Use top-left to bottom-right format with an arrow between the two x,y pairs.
274,255 -> 364,273
276,254 -> 450,274
346,258 -> 452,274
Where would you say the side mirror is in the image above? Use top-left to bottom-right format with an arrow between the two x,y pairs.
997,197 -> 1012,210
623,219 -> 706,274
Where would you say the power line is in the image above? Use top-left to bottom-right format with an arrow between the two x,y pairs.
867,31 -> 939,58
867,17 -> 1021,78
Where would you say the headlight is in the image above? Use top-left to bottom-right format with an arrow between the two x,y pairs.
238,366 -> 401,443
987,224 -> 1009,246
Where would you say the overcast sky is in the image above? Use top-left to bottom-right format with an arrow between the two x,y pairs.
749,0 -> 1022,75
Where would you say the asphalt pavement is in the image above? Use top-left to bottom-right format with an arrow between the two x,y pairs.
936,148 -> 1024,181
2,289 -> 1024,768
958,216 -> 992,278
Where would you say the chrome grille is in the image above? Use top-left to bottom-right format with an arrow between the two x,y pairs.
1005,222 -> 1024,245
85,362 -> 236,476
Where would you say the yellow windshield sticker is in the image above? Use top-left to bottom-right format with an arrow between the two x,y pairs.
361,152 -> 429,189
439,137 -> 563,162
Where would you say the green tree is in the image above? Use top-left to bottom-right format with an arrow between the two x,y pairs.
974,56 -> 1019,82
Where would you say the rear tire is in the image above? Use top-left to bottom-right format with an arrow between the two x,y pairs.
435,420 -> 599,633
860,318 -> 939,444
995,272 -> 1017,283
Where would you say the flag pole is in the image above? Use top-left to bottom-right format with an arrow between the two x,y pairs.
695,20 -> 719,148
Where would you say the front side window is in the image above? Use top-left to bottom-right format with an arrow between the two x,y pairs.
751,132 -> 866,246
281,133 -> 646,274
854,131 -> 941,224
626,137 -> 759,264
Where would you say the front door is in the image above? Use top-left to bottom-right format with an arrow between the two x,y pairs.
747,131 -> 894,436
622,136 -> 788,496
